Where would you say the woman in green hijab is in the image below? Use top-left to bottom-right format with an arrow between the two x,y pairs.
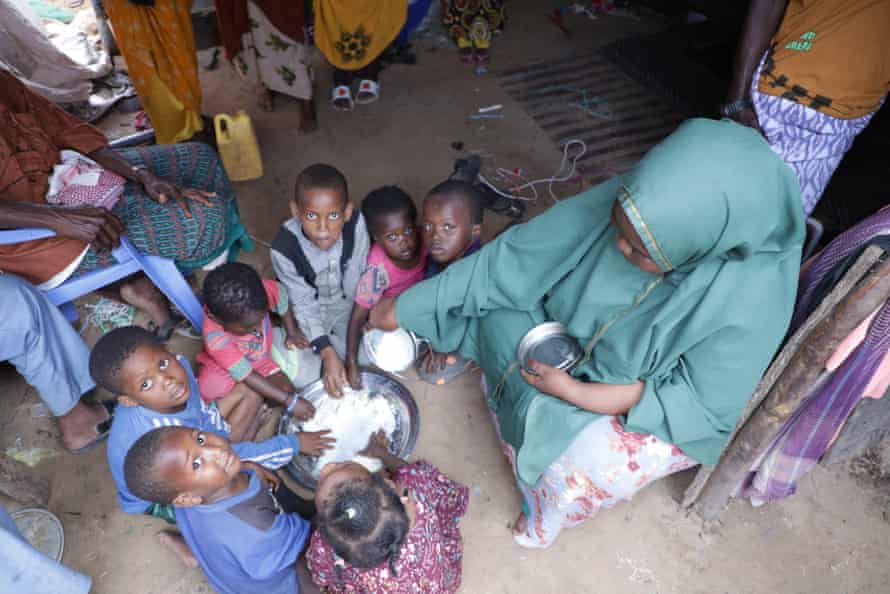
369,119 -> 805,547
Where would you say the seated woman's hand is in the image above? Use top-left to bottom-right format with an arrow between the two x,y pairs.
136,169 -> 216,218
367,297 -> 399,331
520,359 -> 580,401
49,206 -> 125,250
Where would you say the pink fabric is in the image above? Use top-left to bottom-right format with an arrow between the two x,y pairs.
307,461 -> 469,593
354,244 -> 428,309
197,278 -> 287,401
825,307 -> 890,399
46,150 -> 125,210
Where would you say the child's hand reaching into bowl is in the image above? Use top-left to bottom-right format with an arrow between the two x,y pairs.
288,396 -> 315,421
299,429 -> 336,456
360,430 -> 391,459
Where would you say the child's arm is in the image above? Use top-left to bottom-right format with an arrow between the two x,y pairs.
344,303 -> 370,389
361,430 -> 406,473
282,308 -> 309,349
243,372 -> 315,420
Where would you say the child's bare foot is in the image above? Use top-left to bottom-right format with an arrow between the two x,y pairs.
512,511 -> 528,537
299,98 -> 317,133
257,86 -> 274,112
157,531 -> 198,568
119,276 -> 171,330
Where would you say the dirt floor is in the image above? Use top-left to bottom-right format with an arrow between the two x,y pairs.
4,2 -> 890,593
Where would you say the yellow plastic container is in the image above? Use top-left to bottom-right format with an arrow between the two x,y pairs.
214,111 -> 263,181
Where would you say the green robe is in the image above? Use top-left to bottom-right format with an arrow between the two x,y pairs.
397,119 -> 805,486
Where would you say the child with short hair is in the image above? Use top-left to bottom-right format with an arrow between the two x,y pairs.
306,431 -> 469,593
344,186 -> 427,388
271,163 -> 370,398
124,426 -> 321,594
197,262 -> 319,435
91,326 -> 333,517
418,180 -> 484,384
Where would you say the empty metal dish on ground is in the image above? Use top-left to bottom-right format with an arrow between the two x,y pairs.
11,508 -> 64,562
278,370 -> 420,490
517,322 -> 583,373
362,328 -> 426,373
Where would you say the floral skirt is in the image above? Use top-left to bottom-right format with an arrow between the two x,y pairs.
492,412 -> 696,548
442,0 -> 505,47
235,1 -> 313,100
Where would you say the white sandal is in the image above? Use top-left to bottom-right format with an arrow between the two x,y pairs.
355,79 -> 380,104
331,85 -> 354,111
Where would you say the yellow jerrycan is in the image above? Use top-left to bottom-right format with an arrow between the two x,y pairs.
214,111 -> 263,181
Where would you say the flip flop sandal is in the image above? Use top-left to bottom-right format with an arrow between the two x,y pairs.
148,318 -> 177,341
148,315 -> 201,341
331,85 -> 354,111
355,79 -> 380,105
67,400 -> 116,455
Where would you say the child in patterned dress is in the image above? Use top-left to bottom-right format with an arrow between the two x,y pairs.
306,431 -> 469,593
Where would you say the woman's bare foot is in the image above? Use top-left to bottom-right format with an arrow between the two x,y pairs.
119,275 -> 171,329
57,400 -> 110,451
157,531 -> 198,568
299,98 -> 318,133
257,86 -> 274,112
512,511 -> 528,537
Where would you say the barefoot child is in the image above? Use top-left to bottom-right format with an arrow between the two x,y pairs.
124,426 -> 322,593
306,431 -> 469,593
271,164 -> 370,397
197,262 -> 319,435
91,327 -> 333,561
344,186 -> 427,388
418,180 -> 484,384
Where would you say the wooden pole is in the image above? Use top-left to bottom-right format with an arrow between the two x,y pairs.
691,248 -> 890,520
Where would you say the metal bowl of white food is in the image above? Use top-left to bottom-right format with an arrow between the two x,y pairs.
278,370 -> 420,490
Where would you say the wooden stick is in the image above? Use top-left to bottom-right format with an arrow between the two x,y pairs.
689,247 -> 890,519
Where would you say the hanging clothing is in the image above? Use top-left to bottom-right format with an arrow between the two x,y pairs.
312,0 -> 407,71
216,0 -> 313,100
215,0 -> 305,60
742,205 -> 890,505
395,118 -> 805,490
103,0 -> 203,144
441,0 -> 505,49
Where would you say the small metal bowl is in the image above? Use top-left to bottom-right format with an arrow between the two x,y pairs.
278,370 -> 420,490
517,322 -> 583,373
11,508 -> 64,562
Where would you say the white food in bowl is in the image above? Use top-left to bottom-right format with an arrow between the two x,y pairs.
300,387 -> 397,478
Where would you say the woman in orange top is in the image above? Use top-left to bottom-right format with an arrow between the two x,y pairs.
724,0 -> 890,216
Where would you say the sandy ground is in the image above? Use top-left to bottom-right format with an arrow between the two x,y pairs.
4,2 -> 890,593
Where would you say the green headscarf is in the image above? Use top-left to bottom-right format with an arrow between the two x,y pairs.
396,119 -> 805,485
